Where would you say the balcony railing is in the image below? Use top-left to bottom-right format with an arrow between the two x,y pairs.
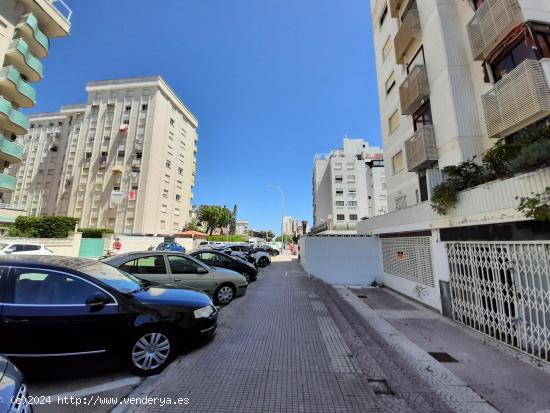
0,173 -> 17,191
394,10 -> 421,65
0,66 -> 37,108
19,0 -> 71,38
481,59 -> 550,139
0,133 -> 24,164
388,0 -> 405,18
5,39 -> 44,82
16,13 -> 50,58
405,125 -> 438,172
0,96 -> 30,135
399,64 -> 429,115
467,0 -> 524,61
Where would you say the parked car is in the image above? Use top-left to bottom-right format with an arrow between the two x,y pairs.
254,245 -> 280,257
189,250 -> 258,283
102,252 -> 247,305
223,244 -> 272,267
0,356 -> 32,413
0,256 -> 218,376
0,243 -> 54,256
156,242 -> 186,253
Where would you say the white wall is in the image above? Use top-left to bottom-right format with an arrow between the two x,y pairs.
299,236 -> 381,286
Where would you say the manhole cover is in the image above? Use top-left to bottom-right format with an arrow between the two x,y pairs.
428,352 -> 458,363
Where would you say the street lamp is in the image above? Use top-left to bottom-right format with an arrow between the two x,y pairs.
267,185 -> 285,249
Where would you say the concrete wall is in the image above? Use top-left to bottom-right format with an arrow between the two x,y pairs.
1,232 -> 82,256
299,236 -> 381,286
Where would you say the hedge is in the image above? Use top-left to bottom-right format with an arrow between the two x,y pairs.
8,216 -> 79,238
207,235 -> 248,242
79,228 -> 114,238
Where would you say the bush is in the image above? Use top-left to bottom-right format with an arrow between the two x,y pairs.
8,216 -> 79,238
207,235 -> 248,242
431,182 -> 460,215
79,228 -> 114,238
509,139 -> 550,174
517,187 -> 550,222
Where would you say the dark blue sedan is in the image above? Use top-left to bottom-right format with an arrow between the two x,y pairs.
156,242 -> 186,253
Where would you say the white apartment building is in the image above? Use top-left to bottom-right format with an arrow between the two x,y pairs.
235,220 -> 249,235
362,0 -> 550,361
0,0 -> 70,230
10,77 -> 199,235
282,216 -> 298,235
312,138 -> 387,233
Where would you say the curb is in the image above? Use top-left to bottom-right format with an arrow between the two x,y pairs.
335,286 -> 500,413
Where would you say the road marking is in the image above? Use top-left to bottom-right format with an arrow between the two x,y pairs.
46,377 -> 142,399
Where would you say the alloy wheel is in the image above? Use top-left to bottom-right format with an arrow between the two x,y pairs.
131,332 -> 171,371
242,273 -> 250,283
217,286 -> 234,304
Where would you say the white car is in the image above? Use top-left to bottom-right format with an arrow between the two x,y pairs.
0,242 -> 54,255
222,244 -> 272,267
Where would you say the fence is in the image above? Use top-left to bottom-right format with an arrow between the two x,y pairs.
299,236 -> 380,285
0,232 -> 82,256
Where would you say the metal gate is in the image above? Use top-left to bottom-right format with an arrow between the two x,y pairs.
447,241 -> 550,361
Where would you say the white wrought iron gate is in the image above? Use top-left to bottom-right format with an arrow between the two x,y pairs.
447,241 -> 550,362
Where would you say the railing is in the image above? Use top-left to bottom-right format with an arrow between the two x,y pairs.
16,14 -> 50,57
0,66 -> 36,107
0,132 -> 24,162
0,203 -> 25,211
481,59 -> 550,139
399,64 -> 429,115
388,0 -> 404,18
404,124 -> 438,172
0,96 -> 30,134
467,0 -> 523,61
0,173 -> 17,191
6,38 -> 43,81
394,9 -> 421,65
50,0 -> 72,23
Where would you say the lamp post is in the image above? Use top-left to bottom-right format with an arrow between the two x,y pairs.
267,185 -> 285,249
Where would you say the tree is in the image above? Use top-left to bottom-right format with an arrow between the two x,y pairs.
197,205 -> 221,235
217,206 -> 233,235
183,217 -> 200,231
229,204 -> 237,235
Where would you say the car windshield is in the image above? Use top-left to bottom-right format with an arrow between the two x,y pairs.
0,243 -> 8,250
80,262 -> 144,293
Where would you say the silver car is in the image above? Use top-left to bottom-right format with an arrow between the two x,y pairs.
102,252 -> 247,305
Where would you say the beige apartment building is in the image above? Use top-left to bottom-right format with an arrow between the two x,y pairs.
361,0 -> 550,361
10,77 -> 199,235
0,0 -> 71,231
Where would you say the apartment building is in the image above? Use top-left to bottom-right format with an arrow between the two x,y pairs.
362,0 -> 550,361
10,77 -> 199,235
312,138 -> 387,233
282,216 -> 298,235
0,0 -> 71,231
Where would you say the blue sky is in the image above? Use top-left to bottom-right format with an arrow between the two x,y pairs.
31,0 -> 381,233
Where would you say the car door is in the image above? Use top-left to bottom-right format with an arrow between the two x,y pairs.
166,255 -> 214,295
0,267 -> 121,356
119,254 -> 171,284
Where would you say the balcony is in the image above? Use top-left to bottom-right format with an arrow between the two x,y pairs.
4,39 -> 43,82
0,133 -> 24,164
0,96 -> 30,135
394,10 -> 421,65
399,64 -> 429,115
0,173 -> 17,192
481,59 -> 550,139
0,66 -> 37,108
16,14 -> 50,58
388,0 -> 406,18
467,0 -> 524,61
19,0 -> 71,38
404,125 -> 438,172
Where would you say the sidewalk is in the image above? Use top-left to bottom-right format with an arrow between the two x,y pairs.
340,287 -> 550,413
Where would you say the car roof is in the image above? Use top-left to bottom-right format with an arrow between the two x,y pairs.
0,255 -> 102,272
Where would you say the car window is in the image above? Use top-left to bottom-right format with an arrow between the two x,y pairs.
24,245 -> 41,251
125,256 -> 166,274
168,255 -> 204,274
0,243 -> 8,250
13,269 -> 101,305
79,262 -> 141,293
13,245 -> 26,252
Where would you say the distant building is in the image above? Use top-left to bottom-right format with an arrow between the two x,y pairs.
282,216 -> 298,235
9,76 -> 198,235
235,220 -> 249,235
312,138 -> 387,233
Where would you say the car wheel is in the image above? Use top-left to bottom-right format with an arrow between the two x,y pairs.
214,284 -> 236,305
127,327 -> 178,376
258,257 -> 269,267
242,272 -> 250,283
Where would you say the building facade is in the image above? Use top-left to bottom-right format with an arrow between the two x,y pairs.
235,220 -> 249,235
363,0 -> 550,361
0,0 -> 71,230
312,138 -> 387,233
10,77 -> 199,235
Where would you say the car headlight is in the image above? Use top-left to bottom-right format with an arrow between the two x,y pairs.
194,305 -> 215,319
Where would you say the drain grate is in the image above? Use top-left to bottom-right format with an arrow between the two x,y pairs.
356,294 -> 368,299
428,352 -> 458,363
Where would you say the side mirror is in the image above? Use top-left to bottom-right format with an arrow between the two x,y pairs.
196,266 -> 208,274
85,292 -> 110,309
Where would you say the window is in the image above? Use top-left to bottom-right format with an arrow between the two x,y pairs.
141,104 -> 148,111
346,162 -> 354,170
392,151 -> 405,174
335,189 -> 344,196
168,255 -> 203,274
336,214 -> 345,221
379,4 -> 388,28
85,152 -> 92,159
178,167 -> 183,175
348,189 -> 356,194
176,194 -> 182,201
334,162 -> 342,170
349,214 -> 358,221
348,201 -> 357,206
120,256 -> 167,275
419,171 -> 429,202
161,204 -> 167,213
165,160 -> 171,168
382,37 -> 392,61
163,190 -> 169,198
135,151 -> 142,159
125,106 -> 131,112
170,118 -> 175,126
347,175 -> 355,182
385,71 -> 396,95
413,102 -> 433,131
122,119 -> 130,125
335,176 -> 343,183
335,201 -> 345,206
13,269 -> 102,305
117,150 -> 125,158
389,110 -> 400,134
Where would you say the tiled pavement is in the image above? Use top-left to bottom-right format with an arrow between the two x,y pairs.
125,258 -> 455,413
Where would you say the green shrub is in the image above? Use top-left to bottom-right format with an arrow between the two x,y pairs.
431,182 -> 460,215
207,235 -> 248,242
509,139 -> 550,174
8,216 -> 79,238
79,228 -> 114,238
517,187 -> 550,222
